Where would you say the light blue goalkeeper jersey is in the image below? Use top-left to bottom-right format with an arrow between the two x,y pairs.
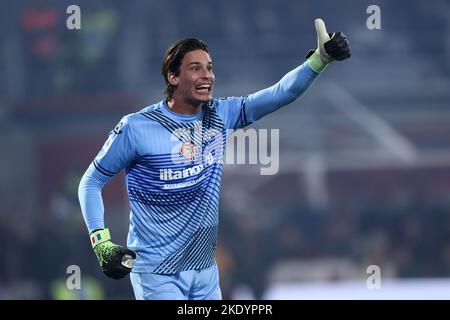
78,62 -> 319,274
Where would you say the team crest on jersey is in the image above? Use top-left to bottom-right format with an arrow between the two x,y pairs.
180,142 -> 200,160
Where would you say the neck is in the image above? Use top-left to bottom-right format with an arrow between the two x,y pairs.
167,97 -> 203,115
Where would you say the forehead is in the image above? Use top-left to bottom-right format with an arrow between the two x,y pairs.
181,49 -> 212,65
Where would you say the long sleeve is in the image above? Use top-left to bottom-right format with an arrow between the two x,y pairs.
78,116 -> 136,233
215,61 -> 321,130
78,162 -> 112,233
244,61 -> 320,123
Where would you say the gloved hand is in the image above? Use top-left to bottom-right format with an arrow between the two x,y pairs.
90,228 -> 136,279
306,18 -> 351,72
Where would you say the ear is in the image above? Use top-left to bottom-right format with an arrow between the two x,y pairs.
168,73 -> 178,86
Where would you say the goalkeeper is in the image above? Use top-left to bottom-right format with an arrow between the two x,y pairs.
78,19 -> 350,299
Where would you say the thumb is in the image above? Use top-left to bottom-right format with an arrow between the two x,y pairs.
120,248 -> 136,269
124,248 -> 137,259
315,18 -> 331,46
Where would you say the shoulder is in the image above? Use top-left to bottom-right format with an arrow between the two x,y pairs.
109,101 -> 163,136
121,101 -> 165,124
213,96 -> 245,107
212,97 -> 246,116
137,101 -> 164,115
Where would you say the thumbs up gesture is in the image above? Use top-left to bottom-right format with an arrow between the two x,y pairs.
306,19 -> 351,71
315,18 -> 351,62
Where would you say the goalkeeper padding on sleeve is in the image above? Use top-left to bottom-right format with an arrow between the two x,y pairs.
305,18 -> 351,72
90,228 -> 137,279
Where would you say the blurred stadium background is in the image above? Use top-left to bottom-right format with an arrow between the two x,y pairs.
1,0 -> 450,299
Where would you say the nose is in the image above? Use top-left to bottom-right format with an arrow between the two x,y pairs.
200,68 -> 213,80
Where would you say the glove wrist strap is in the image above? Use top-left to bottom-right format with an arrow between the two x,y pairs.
307,49 -> 328,73
90,228 -> 111,249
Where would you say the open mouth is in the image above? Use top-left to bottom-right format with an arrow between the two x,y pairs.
195,83 -> 212,94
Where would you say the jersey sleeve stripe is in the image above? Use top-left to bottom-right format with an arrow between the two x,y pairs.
93,160 -> 116,177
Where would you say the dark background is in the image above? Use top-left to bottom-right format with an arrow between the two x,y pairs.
1,0 -> 450,299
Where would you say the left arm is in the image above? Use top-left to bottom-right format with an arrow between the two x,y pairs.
245,18 -> 351,123
243,61 -> 319,124
216,18 -> 350,129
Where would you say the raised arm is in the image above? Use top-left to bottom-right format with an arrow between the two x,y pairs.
243,18 -> 351,124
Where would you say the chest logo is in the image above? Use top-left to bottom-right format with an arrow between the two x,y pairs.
180,142 -> 200,160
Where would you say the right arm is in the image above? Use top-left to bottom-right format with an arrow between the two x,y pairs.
78,117 -> 136,233
78,116 -> 138,279
78,162 -> 112,233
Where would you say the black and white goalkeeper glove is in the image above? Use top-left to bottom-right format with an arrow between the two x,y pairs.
306,18 -> 351,72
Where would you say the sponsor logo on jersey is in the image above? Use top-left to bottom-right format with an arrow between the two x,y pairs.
160,152 -> 214,181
